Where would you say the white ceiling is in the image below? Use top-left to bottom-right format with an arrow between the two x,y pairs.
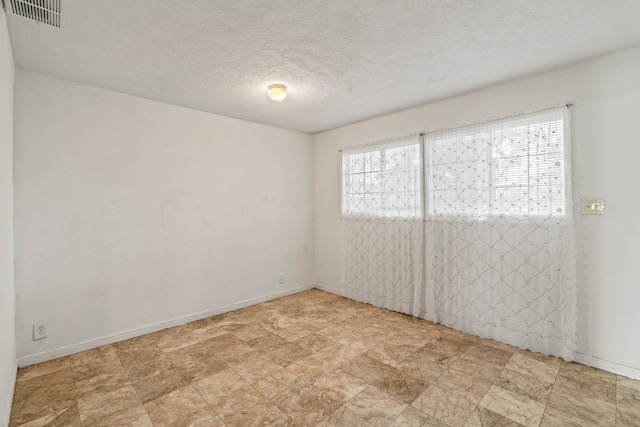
6,0 -> 640,134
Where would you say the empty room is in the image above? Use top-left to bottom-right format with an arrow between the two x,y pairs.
1,0 -> 640,426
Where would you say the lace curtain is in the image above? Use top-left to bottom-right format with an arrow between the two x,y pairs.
341,136 -> 423,316
425,108 -> 577,360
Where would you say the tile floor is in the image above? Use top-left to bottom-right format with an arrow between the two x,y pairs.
9,289 -> 640,426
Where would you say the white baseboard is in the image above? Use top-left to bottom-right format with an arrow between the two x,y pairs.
574,352 -> 640,380
17,285 -> 313,368
16,284 -> 640,383
420,311 -> 437,323
3,363 -> 17,427
313,282 -> 343,296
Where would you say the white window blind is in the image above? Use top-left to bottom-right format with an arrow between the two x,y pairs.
427,108 -> 568,218
341,136 -> 422,219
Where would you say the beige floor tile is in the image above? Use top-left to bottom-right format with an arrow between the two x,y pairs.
199,333 -> 245,353
617,375 -> 640,424
372,368 -> 430,405
540,405 -> 602,427
165,406 -> 225,427
389,406 -> 447,427
313,369 -> 369,402
516,349 -> 561,366
545,388 -> 615,426
435,368 -> 492,404
342,354 -> 396,383
10,368 -> 78,426
314,342 -> 364,366
560,361 -> 617,383
505,352 -> 560,384
232,354 -> 283,383
617,405 -> 640,427
114,344 -> 173,383
345,385 -> 408,427
494,368 -> 553,403
412,385 -> 477,427
191,368 -> 249,407
426,335 -> 474,355
245,331 -> 289,352
143,385 -> 208,426
12,402 -> 81,426
74,366 -> 131,399
296,333 -> 332,353
10,290 -> 640,427
247,405 -> 292,426
385,333 -> 429,348
297,318 -> 333,332
554,368 -> 616,404
360,324 -> 400,342
266,342 -> 311,367
165,342 -> 227,382
479,385 -> 545,427
395,352 -> 447,383
464,406 -> 524,427
317,325 -> 358,342
260,315 -> 298,332
286,354 -> 337,382
449,354 -> 503,383
210,382 -> 287,427
618,374 -> 640,393
16,357 -> 71,383
8,399 -> 25,425
86,405 -> 153,426
275,385 -> 340,425
401,325 -> 440,342
77,384 -> 150,426
188,321 -> 229,344
254,369 -> 308,400
152,323 -> 205,353
111,334 -> 157,358
474,338 -> 518,354
315,405 -> 372,427
69,345 -> 122,383
339,334 -> 384,353
465,344 -> 514,366
132,366 -> 188,404
230,323 -> 270,342
414,337 -> 467,366
206,342 -> 258,366
271,323 -> 313,342
366,342 -> 419,367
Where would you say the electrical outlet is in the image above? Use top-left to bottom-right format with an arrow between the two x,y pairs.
33,322 -> 47,340
278,273 -> 284,284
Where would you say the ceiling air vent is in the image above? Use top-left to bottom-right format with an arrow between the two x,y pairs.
10,0 -> 61,28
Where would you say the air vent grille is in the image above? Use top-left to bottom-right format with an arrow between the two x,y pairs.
10,0 -> 61,28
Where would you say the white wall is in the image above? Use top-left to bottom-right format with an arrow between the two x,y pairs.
0,4 -> 16,426
313,46 -> 640,378
14,71 -> 314,363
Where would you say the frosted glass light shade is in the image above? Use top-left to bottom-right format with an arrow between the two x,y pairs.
267,84 -> 287,101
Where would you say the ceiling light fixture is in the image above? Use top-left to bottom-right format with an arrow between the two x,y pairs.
267,84 -> 287,101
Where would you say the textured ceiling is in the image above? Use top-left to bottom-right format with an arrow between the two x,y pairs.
6,0 -> 640,133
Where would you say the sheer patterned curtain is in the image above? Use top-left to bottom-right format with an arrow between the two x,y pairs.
341,135 -> 423,316
425,108 -> 577,360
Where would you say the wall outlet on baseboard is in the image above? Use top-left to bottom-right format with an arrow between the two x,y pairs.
278,273 -> 284,284
33,322 -> 48,340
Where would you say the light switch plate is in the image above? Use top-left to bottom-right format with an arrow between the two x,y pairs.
581,198 -> 605,215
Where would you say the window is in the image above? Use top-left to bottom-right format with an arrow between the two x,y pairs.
342,137 -> 422,218
426,109 -> 568,218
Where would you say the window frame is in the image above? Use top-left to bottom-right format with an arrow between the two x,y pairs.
425,108 -> 569,221
341,139 -> 424,220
